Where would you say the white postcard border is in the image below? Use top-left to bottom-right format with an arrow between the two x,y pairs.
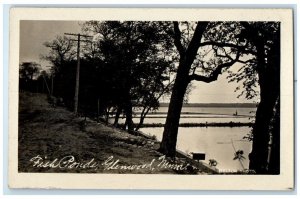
8,8 -> 294,190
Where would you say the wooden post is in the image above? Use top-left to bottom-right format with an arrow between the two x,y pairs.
64,33 -> 92,115
42,78 -> 45,93
42,74 -> 51,95
73,34 -> 81,114
51,74 -> 54,95
97,98 -> 100,123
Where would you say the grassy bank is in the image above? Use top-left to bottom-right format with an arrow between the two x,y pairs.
18,92 -> 212,174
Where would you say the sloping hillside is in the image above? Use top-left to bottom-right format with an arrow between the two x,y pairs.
18,92 -> 207,174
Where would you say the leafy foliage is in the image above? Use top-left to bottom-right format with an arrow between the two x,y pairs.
233,150 -> 246,161
40,21 -> 176,129
19,62 -> 41,92
19,62 -> 40,81
209,159 -> 218,167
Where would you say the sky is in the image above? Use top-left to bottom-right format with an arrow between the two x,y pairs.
20,20 -> 82,68
19,20 -> 258,104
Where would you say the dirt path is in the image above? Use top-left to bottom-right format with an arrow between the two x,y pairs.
18,92 -> 203,174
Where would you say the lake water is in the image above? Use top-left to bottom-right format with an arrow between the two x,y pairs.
141,127 -> 252,172
109,106 -> 255,171
113,107 -> 256,124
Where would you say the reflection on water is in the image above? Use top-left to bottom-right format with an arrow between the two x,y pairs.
108,106 -> 255,171
141,127 -> 252,171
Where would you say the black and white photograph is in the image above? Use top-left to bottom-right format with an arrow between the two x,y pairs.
8,8 -> 294,190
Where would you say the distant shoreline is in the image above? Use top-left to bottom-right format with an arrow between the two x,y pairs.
159,103 -> 258,108
130,114 -> 254,118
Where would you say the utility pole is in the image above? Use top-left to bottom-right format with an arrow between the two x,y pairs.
64,33 -> 92,115
47,67 -> 54,96
51,73 -> 54,95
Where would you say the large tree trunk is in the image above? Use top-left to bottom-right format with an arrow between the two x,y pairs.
249,85 -> 279,173
268,97 -> 280,174
159,21 -> 208,157
135,107 -> 147,131
113,106 -> 122,126
249,27 -> 280,174
159,64 -> 190,157
124,99 -> 134,133
266,30 -> 280,174
105,108 -> 110,125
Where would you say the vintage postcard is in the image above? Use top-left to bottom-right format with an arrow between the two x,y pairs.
8,8 -> 294,190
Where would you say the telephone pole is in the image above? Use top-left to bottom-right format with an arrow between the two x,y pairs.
64,33 -> 92,115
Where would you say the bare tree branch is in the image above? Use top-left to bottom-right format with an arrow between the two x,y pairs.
199,41 -> 255,55
189,51 -> 241,83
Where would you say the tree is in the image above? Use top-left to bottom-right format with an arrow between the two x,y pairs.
239,22 -> 280,174
159,22 -> 246,157
19,62 -> 40,82
225,22 -> 280,174
19,62 -> 40,92
42,36 -> 78,108
267,96 -> 280,174
133,59 -> 175,131
82,21 -> 174,132
42,35 -> 76,72
159,21 -> 280,175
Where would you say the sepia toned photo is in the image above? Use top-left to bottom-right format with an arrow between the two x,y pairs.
9,8 -> 294,190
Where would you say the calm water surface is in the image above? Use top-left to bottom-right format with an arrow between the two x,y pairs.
109,106 -> 255,171
141,127 -> 252,171
112,107 -> 256,124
